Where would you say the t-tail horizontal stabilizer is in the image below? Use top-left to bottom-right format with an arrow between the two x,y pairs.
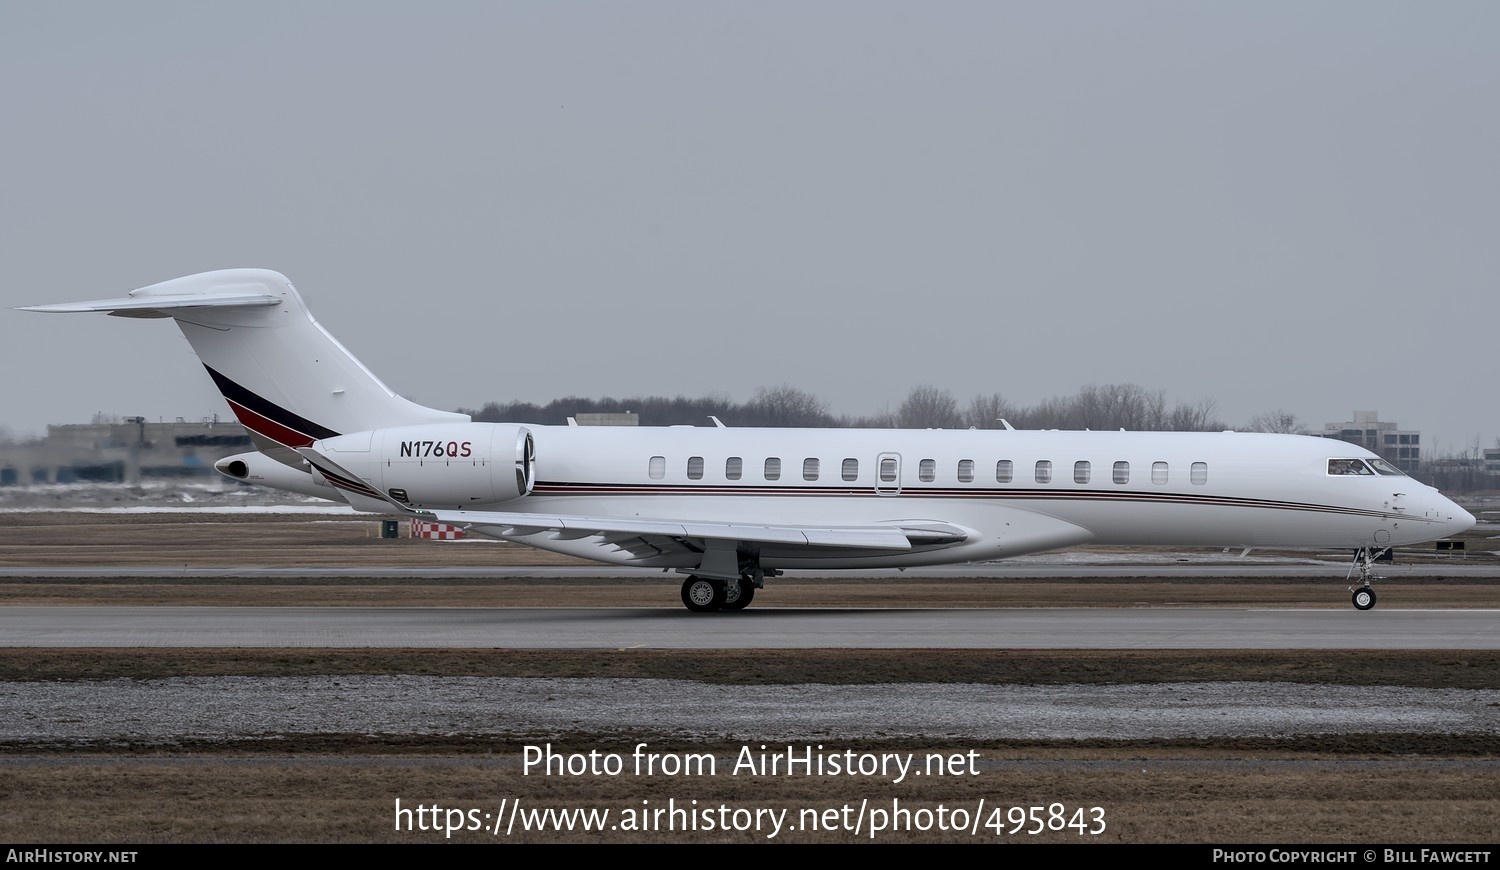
20,293 -> 281,318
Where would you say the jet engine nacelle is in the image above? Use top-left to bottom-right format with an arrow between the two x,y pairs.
312,423 -> 535,509
215,451 -> 338,500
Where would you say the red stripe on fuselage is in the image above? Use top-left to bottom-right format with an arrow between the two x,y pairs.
225,399 -> 317,449
527,481 -> 1415,522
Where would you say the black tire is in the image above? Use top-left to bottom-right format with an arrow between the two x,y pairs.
721,580 -> 756,611
681,576 -> 725,612
1352,586 -> 1377,611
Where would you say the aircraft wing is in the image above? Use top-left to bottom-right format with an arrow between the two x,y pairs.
418,508 -> 965,551
296,447 -> 967,555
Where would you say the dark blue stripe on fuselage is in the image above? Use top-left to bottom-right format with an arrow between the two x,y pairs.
203,365 -> 341,442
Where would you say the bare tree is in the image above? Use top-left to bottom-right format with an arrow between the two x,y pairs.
844,409 -> 899,428
964,393 -> 1012,429
741,384 -> 832,427
1008,394 -> 1070,430
898,385 -> 963,429
1247,409 -> 1307,434
1420,435 -> 1494,492
1166,398 -> 1224,432
1074,383 -> 1168,430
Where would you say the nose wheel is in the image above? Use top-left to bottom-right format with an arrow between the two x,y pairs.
1345,547 -> 1387,611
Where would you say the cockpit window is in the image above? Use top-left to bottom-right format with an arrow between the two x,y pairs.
1327,458 -> 1374,476
1368,457 -> 1408,477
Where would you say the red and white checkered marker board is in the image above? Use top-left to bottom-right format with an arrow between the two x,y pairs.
410,520 -> 465,540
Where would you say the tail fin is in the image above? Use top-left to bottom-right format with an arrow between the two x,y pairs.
23,269 -> 466,463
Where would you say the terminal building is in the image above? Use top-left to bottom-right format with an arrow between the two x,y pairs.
0,417 -> 251,486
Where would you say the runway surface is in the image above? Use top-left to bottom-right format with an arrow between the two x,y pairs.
5,604 -> 1499,648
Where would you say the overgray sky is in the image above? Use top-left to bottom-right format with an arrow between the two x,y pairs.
3,2 -> 1496,452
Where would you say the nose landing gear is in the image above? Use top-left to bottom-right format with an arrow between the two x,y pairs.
1346,547 -> 1388,611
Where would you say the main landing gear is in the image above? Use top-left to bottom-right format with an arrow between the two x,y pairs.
679,571 -> 764,613
1346,547 -> 1388,611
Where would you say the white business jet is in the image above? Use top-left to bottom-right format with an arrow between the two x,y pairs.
25,270 -> 1475,612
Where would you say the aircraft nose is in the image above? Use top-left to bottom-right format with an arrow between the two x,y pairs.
1448,503 -> 1477,536
1437,497 -> 1476,537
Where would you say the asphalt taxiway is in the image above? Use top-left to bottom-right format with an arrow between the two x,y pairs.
4,604 -> 1499,649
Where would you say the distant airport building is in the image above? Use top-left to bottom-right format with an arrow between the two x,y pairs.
1320,410 -> 1421,474
0,416 -> 251,486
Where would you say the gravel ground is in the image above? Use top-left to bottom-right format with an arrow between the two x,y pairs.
5,676 -> 1499,744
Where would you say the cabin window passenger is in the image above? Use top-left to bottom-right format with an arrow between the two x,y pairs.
765,458 -> 781,481
803,458 -> 819,481
1191,462 -> 1208,485
1152,461 -> 1168,484
919,459 -> 936,482
726,457 -> 742,480
687,456 -> 704,480
842,458 -> 859,481
1074,461 -> 1090,484
957,459 -> 974,482
996,460 -> 1013,483
1035,460 -> 1052,483
880,458 -> 897,482
649,456 -> 666,480
1113,461 -> 1129,484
